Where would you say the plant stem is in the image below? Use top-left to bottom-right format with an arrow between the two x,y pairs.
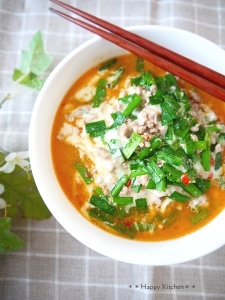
0,69 -> 30,108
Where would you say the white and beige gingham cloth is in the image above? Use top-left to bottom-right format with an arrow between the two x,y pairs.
1,1 -> 225,299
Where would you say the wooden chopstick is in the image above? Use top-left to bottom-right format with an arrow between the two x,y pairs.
49,1 -> 225,102
50,0 -> 225,90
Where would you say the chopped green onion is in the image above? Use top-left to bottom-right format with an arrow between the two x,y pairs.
173,89 -> 190,108
118,94 -> 134,104
201,148 -> 211,171
195,125 -> 206,141
74,162 -> 93,184
218,175 -> 225,189
169,191 -> 190,203
109,223 -> 137,238
156,150 -> 182,166
145,160 -> 165,184
131,178 -> 142,193
92,78 -> 107,107
190,209 -> 209,224
89,130 -> 107,138
149,88 -> 164,105
93,186 -> 104,196
190,153 -> 199,164
207,120 -> 217,125
164,125 -> 174,141
109,111 -> 126,129
194,140 -> 207,151
215,151 -> 222,170
195,178 -> 211,193
178,182 -> 203,197
106,138 -> 120,154
129,169 -> 148,178
108,67 -> 124,87
206,125 -> 222,133
185,140 -> 195,155
171,139 -> 180,151
146,179 -> 156,189
89,195 -> 116,215
204,132 -> 211,148
111,174 -> 129,197
113,196 -> 133,206
122,132 -> 143,159
89,207 -> 114,223
129,160 -> 145,170
173,118 -> 195,139
137,136 -> 162,160
122,94 -> 142,117
85,120 -> 106,134
135,198 -> 148,209
163,94 -> 181,111
162,163 -> 182,182
160,101 -> 177,125
163,211 -> 179,227
180,123 -> 195,139
164,73 -> 178,88
136,57 -> 144,72
130,71 -> 155,90
117,207 -> 130,218
136,222 -> 155,231
154,77 -> 166,92
176,147 -> 191,171
186,167 -> 197,181
218,133 -> 225,143
156,177 -> 167,191
98,58 -> 117,71
160,145 -> 176,155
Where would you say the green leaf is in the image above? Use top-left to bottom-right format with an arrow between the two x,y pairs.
0,217 -> 25,253
20,31 -> 53,76
12,69 -> 45,90
12,68 -> 34,83
24,77 -> 46,90
0,165 -> 51,219
0,150 -> 6,164
12,31 -> 53,91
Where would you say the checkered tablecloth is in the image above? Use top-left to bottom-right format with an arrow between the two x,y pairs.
1,1 -> 225,299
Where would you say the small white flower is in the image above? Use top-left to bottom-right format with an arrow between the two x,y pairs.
0,183 -> 4,194
0,151 -> 30,174
0,183 -> 6,209
0,198 -> 6,209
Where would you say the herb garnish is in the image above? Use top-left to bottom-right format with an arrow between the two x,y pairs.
0,31 -> 53,253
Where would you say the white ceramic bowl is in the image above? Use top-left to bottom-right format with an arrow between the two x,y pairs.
29,25 -> 225,265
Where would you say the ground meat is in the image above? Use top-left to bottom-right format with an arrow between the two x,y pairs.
215,144 -> 222,153
188,195 -> 207,209
119,103 -> 165,140
191,123 -> 200,132
190,134 -> 198,141
65,105 -> 90,122
135,174 -> 149,186
120,186 -> 130,196
95,147 -> 111,159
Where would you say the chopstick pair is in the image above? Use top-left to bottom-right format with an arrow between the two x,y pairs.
49,0 -> 225,102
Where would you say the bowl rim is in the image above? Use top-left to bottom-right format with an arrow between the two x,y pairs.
29,25 -> 225,265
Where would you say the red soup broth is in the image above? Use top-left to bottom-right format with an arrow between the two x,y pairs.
51,53 -> 225,241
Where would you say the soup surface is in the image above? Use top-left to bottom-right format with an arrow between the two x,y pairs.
51,53 -> 225,241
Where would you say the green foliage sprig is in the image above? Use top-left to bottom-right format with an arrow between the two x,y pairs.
0,31 -> 53,253
0,31 -> 53,107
